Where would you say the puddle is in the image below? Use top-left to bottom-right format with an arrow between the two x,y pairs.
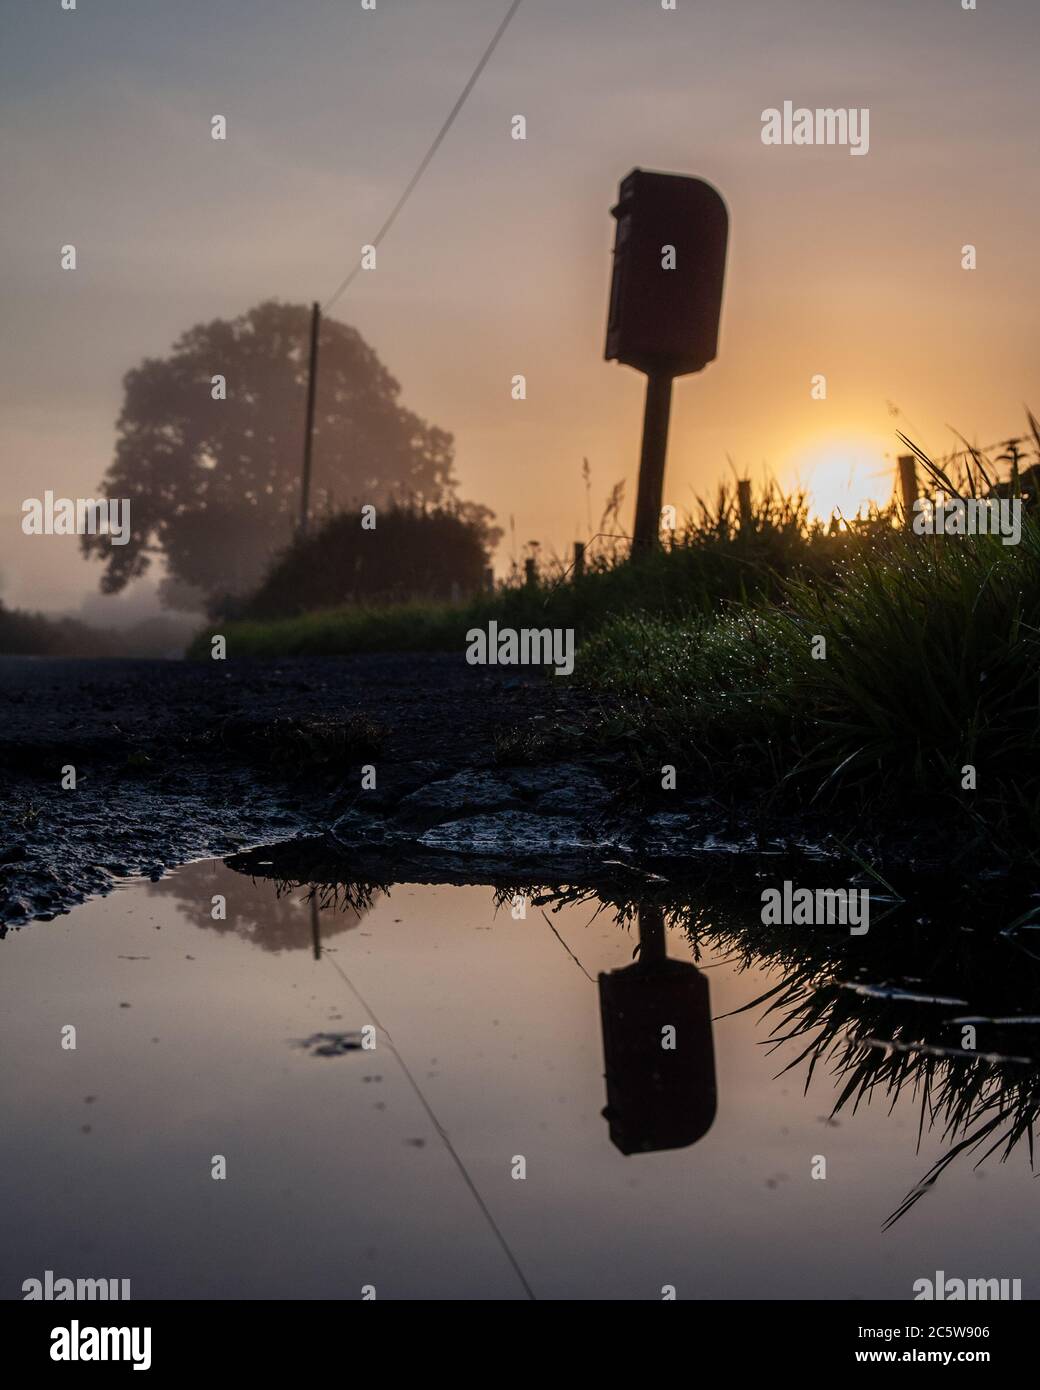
2,858 -> 1039,1300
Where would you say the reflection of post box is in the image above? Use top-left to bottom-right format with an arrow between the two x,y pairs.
605,168 -> 728,378
598,956 -> 717,1155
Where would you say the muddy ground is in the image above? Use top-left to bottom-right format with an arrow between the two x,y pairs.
0,652 -> 990,930
0,653 -> 583,925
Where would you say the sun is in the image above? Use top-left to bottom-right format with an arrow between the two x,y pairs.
781,434 -> 894,524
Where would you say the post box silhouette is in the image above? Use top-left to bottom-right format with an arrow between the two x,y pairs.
598,906 -> 717,1154
604,169 -> 729,550
605,169 -> 728,378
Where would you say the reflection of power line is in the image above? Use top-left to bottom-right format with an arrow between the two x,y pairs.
322,0 -> 525,313
322,946 -> 536,1300
541,910 -> 596,984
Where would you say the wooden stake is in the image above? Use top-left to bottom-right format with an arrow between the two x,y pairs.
737,478 -> 753,533
898,454 -> 918,526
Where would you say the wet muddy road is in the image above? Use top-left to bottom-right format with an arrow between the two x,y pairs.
0,653 -> 599,925
0,652 -> 1018,931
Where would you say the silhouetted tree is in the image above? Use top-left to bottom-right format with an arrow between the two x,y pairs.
244,502 -> 500,619
82,301 -> 458,607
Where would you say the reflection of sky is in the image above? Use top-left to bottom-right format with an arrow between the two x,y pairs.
3,0 -> 1039,607
2,861 -> 1036,1299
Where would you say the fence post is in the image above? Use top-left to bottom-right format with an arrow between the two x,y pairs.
898,455 -> 918,526
524,557 -> 537,587
737,478 -> 753,533
573,541 -> 585,579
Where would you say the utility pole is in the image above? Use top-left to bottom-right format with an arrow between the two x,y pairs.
299,301 -> 321,536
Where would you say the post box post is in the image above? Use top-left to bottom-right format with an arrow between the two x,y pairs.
633,373 -> 674,548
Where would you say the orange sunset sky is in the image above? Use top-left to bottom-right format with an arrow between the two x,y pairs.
2,0 -> 1038,617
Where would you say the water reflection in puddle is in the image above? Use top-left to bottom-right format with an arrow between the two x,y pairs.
3,859 -> 1038,1300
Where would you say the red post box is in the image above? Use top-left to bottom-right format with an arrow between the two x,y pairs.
605,169 -> 728,547
606,168 -> 728,375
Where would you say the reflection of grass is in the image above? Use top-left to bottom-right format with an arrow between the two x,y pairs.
534,878 -> 1040,1227
702,907 -> 1040,1229
222,847 -> 389,919
220,858 -> 1040,1223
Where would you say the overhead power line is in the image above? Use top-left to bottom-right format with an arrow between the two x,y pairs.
322,0 -> 525,313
